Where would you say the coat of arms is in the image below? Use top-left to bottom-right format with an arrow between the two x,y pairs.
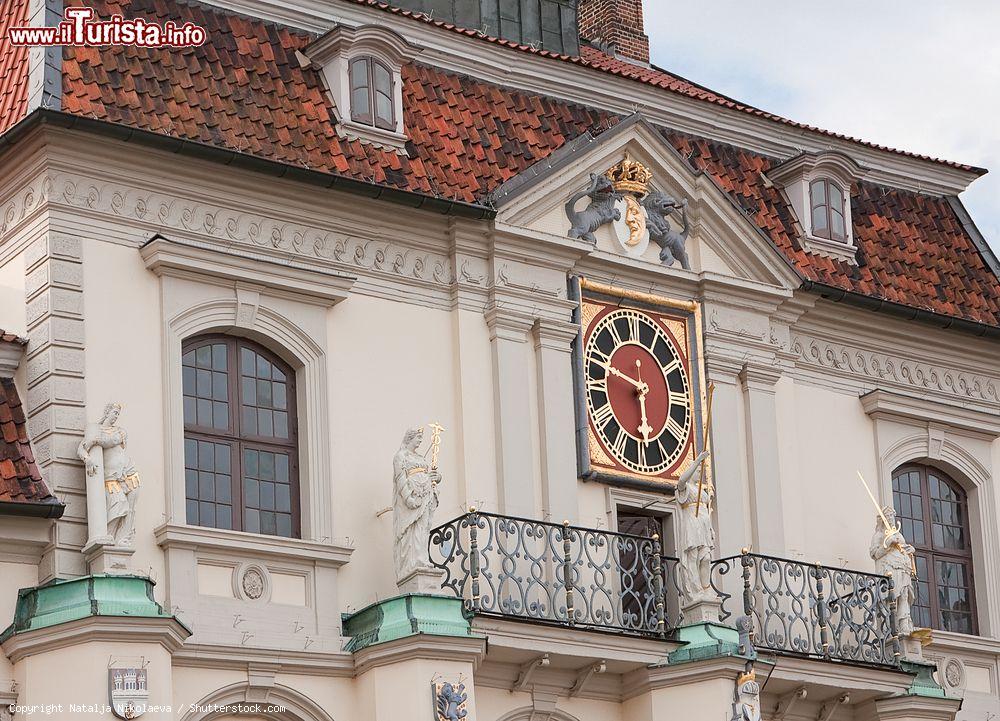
109,666 -> 148,719
607,154 -> 653,257
432,680 -> 468,721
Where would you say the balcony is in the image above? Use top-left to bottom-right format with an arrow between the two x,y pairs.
429,512 -> 901,668
712,552 -> 901,667
429,511 -> 683,637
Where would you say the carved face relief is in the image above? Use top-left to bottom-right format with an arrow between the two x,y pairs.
241,568 -> 265,600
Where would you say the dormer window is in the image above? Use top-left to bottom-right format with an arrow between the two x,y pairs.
768,151 -> 864,263
300,25 -> 417,152
350,57 -> 395,130
809,178 -> 847,242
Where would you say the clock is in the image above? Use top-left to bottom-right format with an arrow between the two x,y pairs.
573,278 -> 706,489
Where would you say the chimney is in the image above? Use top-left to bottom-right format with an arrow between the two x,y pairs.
577,0 -> 650,64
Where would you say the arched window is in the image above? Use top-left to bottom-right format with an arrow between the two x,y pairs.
349,56 -> 395,130
182,335 -> 299,538
892,464 -> 976,634
809,178 -> 847,242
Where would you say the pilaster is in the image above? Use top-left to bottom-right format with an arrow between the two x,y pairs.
739,363 -> 786,554
533,318 -> 580,524
23,232 -> 87,580
485,306 -> 537,518
703,354 -> 750,556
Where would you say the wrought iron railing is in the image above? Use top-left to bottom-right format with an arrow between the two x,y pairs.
711,552 -> 900,666
429,511 -> 683,637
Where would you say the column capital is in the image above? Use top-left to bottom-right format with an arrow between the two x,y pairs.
532,318 -> 579,352
739,363 -> 783,391
484,306 -> 534,342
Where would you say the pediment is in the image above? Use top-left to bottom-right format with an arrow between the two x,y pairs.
489,114 -> 800,290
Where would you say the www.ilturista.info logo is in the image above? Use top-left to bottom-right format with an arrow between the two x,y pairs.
7,6 -> 207,47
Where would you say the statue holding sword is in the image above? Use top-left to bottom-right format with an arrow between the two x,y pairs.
860,472 -> 917,637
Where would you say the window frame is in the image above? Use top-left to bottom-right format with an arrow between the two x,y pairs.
892,463 -> 978,635
809,178 -> 848,242
349,56 -> 396,131
182,334 -> 301,538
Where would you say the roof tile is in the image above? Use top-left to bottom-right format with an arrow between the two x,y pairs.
48,0 -> 1000,329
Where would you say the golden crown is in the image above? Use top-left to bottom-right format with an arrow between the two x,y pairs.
606,154 -> 653,195
737,669 -> 757,687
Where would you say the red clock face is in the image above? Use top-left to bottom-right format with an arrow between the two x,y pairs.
583,305 -> 693,478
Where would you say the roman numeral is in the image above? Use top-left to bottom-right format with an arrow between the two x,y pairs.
662,358 -> 681,375
669,390 -> 689,406
592,401 -> 615,429
627,314 -> 640,341
666,416 -> 687,443
609,321 -> 624,346
637,441 -> 647,467
586,377 -> 607,392
611,428 -> 629,459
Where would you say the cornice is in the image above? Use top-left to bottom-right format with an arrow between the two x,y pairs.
140,236 -> 357,306
351,633 -> 486,676
1,615 -> 191,664
154,523 -> 355,567
192,0 -> 980,195
861,389 -> 1000,438
172,642 -> 355,677
622,655 -> 747,699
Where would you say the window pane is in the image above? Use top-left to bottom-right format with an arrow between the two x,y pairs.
184,342 -> 230,431
185,439 -> 233,531
242,448 -> 293,538
375,93 -> 393,127
812,205 -> 828,234
829,183 -> 843,208
352,87 -> 371,122
373,62 -> 391,95
350,57 -> 369,89
831,209 -> 846,240
936,560 -> 973,633
810,180 -> 827,208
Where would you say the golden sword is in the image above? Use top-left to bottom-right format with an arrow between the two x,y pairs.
857,471 -> 901,548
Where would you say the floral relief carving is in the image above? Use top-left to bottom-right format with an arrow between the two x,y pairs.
791,334 -> 1000,403
1,172 -> 458,291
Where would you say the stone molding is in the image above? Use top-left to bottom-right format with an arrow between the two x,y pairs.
0,615 -> 190,664
171,642 -> 355,677
22,231 -> 87,580
791,332 -> 1000,408
857,695 -> 962,721
154,523 -> 354,567
180,680 -> 337,721
140,235 -> 357,306
861,389 -> 1000,438
351,633 -> 487,676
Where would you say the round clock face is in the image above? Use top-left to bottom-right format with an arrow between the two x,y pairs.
584,308 -> 692,475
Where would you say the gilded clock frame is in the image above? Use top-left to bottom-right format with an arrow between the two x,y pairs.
570,276 -> 710,492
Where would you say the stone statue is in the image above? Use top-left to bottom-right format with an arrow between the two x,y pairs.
731,668 -> 762,721
78,402 -> 140,547
566,173 -> 621,242
675,450 -> 714,607
393,426 -> 442,591
644,191 -> 691,269
870,506 -> 917,637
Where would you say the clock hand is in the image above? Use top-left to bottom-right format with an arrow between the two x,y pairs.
593,358 -> 644,390
636,360 -> 653,442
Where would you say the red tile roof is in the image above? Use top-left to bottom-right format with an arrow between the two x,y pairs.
0,377 -> 60,511
335,0 -> 985,175
48,0 -> 1000,329
0,0 -> 31,136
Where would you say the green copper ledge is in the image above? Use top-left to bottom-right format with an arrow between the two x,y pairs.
342,594 -> 477,653
666,622 -> 745,665
901,660 -> 948,698
0,575 -> 187,644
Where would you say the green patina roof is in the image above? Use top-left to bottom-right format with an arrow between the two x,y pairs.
342,594 -> 477,653
0,574 -> 186,643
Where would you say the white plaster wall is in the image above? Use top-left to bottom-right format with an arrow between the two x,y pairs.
80,240 -> 168,592
476,685 -> 623,721
0,249 -> 25,335
0,561 -> 37,682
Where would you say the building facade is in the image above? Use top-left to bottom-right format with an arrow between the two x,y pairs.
0,0 -> 999,719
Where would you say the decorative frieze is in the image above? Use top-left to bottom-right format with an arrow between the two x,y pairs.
791,333 -> 1000,405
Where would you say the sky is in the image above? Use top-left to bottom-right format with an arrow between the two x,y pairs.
644,0 -> 1000,254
